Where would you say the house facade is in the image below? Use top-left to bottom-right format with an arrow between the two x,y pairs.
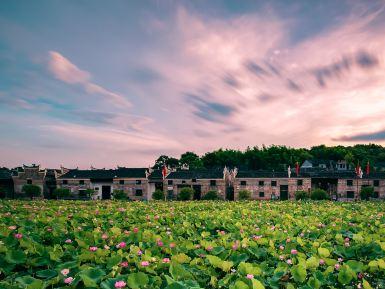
12,165 -> 46,196
164,169 -> 227,200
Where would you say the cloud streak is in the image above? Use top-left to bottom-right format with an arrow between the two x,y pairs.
48,51 -> 132,108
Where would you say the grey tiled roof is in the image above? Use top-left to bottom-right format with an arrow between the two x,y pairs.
166,169 -> 224,179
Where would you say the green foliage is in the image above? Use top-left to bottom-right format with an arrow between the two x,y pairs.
360,186 -> 374,200
179,152 -> 203,169
0,200 -> 385,288
295,190 -> 309,200
152,189 -> 165,200
0,187 -> 6,198
178,187 -> 193,201
53,188 -> 70,199
22,184 -> 41,199
310,189 -> 329,200
112,189 -> 127,200
238,190 -> 251,200
202,190 -> 220,200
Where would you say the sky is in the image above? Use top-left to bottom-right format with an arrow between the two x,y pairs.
1,0 -> 385,168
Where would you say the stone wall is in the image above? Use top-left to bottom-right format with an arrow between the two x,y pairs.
164,178 -> 227,199
112,178 -> 148,200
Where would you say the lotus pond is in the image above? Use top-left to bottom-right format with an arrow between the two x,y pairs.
0,201 -> 385,289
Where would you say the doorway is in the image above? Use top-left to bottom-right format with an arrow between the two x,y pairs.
280,185 -> 289,200
226,186 -> 234,201
102,186 -> 111,199
192,185 -> 202,200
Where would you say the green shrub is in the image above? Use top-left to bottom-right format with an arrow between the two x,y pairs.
53,188 -> 71,199
310,189 -> 329,200
202,190 -> 219,200
113,189 -> 127,200
152,189 -> 165,200
22,184 -> 41,199
360,186 -> 374,200
295,190 -> 309,200
0,187 -> 6,199
238,190 -> 251,200
178,187 -> 193,201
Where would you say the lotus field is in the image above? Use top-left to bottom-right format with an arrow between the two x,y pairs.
1,201 -> 385,289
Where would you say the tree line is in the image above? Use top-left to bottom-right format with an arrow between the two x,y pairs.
153,144 -> 385,171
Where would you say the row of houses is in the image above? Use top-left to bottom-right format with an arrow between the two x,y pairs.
1,164 -> 385,200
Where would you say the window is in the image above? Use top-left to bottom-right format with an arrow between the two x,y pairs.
95,187 -> 99,190
259,180 -> 264,186
192,179 -> 197,182
136,180 -> 142,185
135,189 -> 143,196
119,180 -> 124,185
373,191 -> 379,198
182,180 -> 186,184
259,191 -> 265,198
347,191 -> 355,198
27,179 -> 32,184
168,180 -> 173,185
210,180 -> 216,186
374,180 -> 380,187
271,180 -> 277,187
240,181 -> 247,186
347,180 -> 353,186
79,180 -> 84,185
62,180 -> 68,185
297,179 -> 303,186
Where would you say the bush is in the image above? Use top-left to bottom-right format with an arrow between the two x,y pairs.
113,189 -> 127,200
295,190 -> 309,200
152,189 -> 165,200
202,190 -> 219,200
238,190 -> 251,200
0,187 -> 6,199
360,186 -> 374,200
178,187 -> 193,201
22,184 -> 41,199
310,189 -> 329,200
53,188 -> 71,199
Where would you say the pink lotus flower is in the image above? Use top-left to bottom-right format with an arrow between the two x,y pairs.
344,242 -> 350,247
65,239 -> 72,244
120,261 -> 128,267
195,244 -> 201,249
133,227 -> 139,233
155,215 -> 160,220
286,259 -> 292,265
89,246 -> 97,252
246,274 -> 254,279
162,258 -> 170,263
279,245 -> 285,250
206,246 -> 213,251
102,233 -> 108,239
286,238 -> 291,243
169,243 -> 176,248
232,243 -> 238,250
344,237 -> 350,242
8,226 -> 16,230
338,258 -> 343,263
115,281 -> 126,288
335,264 -> 340,270
117,242 -> 126,248
137,250 -> 142,256
61,269 -> 70,276
319,259 -> 325,265
141,261 -> 150,267
47,227 -> 53,232
14,233 -> 22,239
279,255 -> 284,260
104,245 -> 110,250
64,277 -> 74,284
291,249 -> 298,255
157,240 -> 163,247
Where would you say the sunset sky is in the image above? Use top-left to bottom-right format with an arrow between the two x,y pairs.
1,0 -> 385,168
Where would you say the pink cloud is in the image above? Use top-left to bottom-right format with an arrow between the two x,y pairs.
48,51 -> 132,108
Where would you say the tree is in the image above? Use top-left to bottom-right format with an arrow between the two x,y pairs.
152,189 -> 165,200
22,184 -> 41,199
238,190 -> 251,200
310,189 -> 329,200
360,186 -> 374,200
153,155 -> 179,170
178,187 -> 193,201
295,190 -> 309,200
113,189 -> 127,200
53,188 -> 70,199
202,190 -> 219,200
179,152 -> 203,169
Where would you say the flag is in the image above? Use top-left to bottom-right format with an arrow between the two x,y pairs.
162,165 -> 168,180
366,161 -> 370,176
295,162 -> 300,176
356,162 -> 363,178
287,165 -> 291,178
